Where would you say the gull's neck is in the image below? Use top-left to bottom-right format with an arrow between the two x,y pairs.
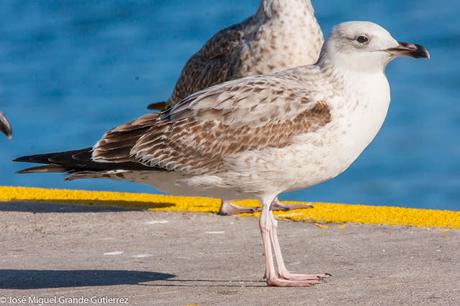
257,0 -> 315,19
317,49 -> 388,88
314,48 -> 391,161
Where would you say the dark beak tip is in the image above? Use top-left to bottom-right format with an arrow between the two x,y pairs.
414,44 -> 430,59
392,41 -> 430,59
422,49 -> 431,60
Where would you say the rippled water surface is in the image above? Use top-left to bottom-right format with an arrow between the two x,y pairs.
0,0 -> 458,210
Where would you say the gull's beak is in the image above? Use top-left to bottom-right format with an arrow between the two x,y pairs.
0,112 -> 13,139
385,41 -> 430,59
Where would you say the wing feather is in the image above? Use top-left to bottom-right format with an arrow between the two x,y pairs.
95,69 -> 333,175
92,113 -> 160,163
131,74 -> 332,175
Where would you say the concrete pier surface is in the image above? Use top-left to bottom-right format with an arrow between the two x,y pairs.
0,201 -> 459,306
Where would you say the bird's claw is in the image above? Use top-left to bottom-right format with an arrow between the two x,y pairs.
270,201 -> 313,211
218,201 -> 259,216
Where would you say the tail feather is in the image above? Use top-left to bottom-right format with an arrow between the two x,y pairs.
15,114 -> 168,181
14,148 -> 91,165
15,147 -> 158,178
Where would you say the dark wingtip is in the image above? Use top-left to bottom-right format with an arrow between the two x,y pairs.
16,168 -> 34,174
147,101 -> 168,111
14,156 -> 34,163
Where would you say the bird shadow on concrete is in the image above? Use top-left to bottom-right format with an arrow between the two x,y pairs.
0,201 -> 174,213
140,279 -> 266,288
0,269 -> 176,289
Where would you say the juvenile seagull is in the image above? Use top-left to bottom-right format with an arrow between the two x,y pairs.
0,112 -> 12,139
149,0 -> 324,215
16,22 -> 429,287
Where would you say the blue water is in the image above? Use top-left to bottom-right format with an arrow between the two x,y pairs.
0,0 -> 458,210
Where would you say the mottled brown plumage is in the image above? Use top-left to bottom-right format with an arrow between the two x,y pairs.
134,102 -> 330,175
93,113 -> 160,163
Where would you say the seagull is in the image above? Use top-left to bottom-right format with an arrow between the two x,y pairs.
0,112 -> 12,139
15,21 -> 429,287
149,0 -> 324,215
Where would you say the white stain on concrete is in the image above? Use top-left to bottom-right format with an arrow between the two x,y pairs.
145,220 -> 169,224
132,254 -> 153,258
104,251 -> 124,256
206,231 -> 225,235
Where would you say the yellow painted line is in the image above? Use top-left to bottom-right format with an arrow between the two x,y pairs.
0,186 -> 459,229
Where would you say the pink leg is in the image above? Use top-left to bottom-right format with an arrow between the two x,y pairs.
259,197 -> 324,287
259,204 -> 277,282
269,213 -> 331,281
270,198 -> 313,211
218,200 -> 259,216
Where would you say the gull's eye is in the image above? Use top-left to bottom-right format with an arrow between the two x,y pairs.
356,35 -> 369,44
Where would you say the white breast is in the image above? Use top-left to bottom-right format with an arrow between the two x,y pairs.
337,72 -> 391,161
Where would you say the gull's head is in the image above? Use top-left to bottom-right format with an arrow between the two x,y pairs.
320,21 -> 430,73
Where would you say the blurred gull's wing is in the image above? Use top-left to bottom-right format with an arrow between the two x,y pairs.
147,24 -> 245,110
